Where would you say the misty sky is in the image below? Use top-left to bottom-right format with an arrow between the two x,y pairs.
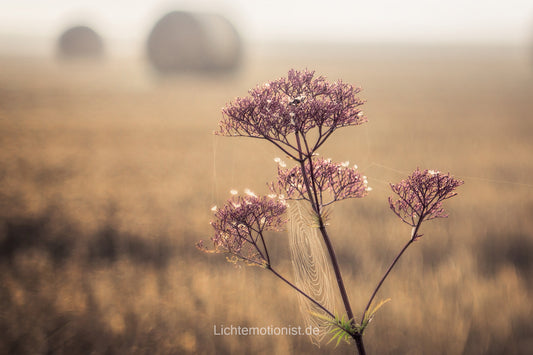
1,0 -> 532,45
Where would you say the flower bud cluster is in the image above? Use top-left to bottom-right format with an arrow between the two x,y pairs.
217,69 -> 366,157
271,157 -> 369,207
198,192 -> 287,266
388,168 -> 464,227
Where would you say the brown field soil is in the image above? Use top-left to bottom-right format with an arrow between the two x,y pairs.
1,44 -> 532,354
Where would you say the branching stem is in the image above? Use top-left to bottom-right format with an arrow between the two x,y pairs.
361,216 -> 423,323
268,266 -> 335,319
294,128 -> 362,353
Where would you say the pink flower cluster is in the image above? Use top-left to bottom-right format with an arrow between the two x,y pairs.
217,69 -> 366,158
388,169 -> 464,227
198,193 -> 287,266
271,158 -> 369,207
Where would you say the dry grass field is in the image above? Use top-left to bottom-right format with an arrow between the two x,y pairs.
1,43 -> 532,354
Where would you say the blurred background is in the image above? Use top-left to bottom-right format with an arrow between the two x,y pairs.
1,1 -> 532,354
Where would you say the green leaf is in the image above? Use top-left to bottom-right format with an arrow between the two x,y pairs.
309,311 -> 360,347
336,332 -> 344,346
362,298 -> 391,331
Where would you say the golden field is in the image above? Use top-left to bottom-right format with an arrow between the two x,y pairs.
1,44 -> 532,354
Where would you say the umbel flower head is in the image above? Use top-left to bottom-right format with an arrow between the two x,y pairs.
271,157 -> 369,207
217,69 -> 366,159
197,192 -> 287,266
388,168 -> 464,228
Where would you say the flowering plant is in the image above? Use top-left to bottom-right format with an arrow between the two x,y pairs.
198,69 -> 463,354
198,192 -> 287,266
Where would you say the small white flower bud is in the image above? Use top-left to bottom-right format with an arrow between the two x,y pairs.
244,188 -> 257,197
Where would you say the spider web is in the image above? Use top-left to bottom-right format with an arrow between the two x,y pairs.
288,200 -> 337,346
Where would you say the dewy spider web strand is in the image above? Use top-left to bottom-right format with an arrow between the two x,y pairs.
288,200 -> 336,346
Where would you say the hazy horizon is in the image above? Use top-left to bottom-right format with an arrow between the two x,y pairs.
1,0 -> 532,50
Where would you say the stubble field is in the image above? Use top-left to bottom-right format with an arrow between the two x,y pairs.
1,44 -> 532,354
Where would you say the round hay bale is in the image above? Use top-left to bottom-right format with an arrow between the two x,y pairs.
146,11 -> 242,74
195,12 -> 242,72
147,11 -> 209,73
57,25 -> 104,59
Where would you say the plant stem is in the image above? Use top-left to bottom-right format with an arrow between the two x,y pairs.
293,129 -> 364,353
295,134 -> 355,319
293,131 -> 362,352
318,212 -> 365,355
317,222 -> 355,323
362,219 -> 422,323
354,333 -> 366,355
268,266 -> 335,319
258,232 -> 271,265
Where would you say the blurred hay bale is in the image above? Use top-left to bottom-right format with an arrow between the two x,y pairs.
57,25 -> 104,59
146,11 -> 207,73
194,12 -> 242,72
146,11 -> 242,74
